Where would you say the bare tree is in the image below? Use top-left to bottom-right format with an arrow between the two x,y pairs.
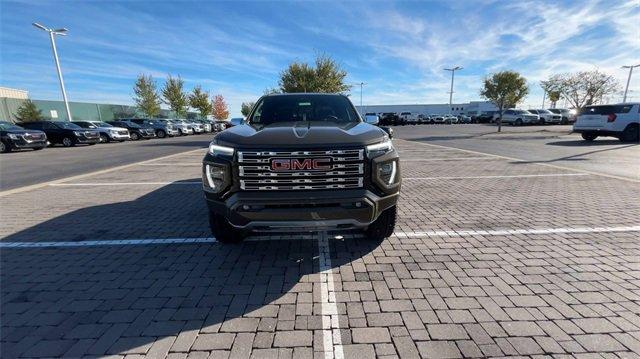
542,70 -> 619,109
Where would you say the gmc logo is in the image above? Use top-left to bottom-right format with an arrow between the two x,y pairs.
271,158 -> 332,171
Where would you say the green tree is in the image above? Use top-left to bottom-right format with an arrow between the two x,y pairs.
189,85 -> 212,118
547,91 -> 561,108
133,74 -> 161,118
278,54 -> 351,93
541,70 -> 618,109
240,102 -> 255,117
14,99 -> 43,122
480,70 -> 529,132
162,75 -> 189,117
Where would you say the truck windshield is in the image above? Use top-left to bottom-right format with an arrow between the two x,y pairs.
248,95 -> 360,126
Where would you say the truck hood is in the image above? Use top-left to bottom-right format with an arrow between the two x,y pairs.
215,121 -> 387,149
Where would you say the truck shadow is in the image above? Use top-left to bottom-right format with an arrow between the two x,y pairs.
0,180 -> 382,357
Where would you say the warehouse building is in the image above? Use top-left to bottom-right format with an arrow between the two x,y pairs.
356,100 -> 498,116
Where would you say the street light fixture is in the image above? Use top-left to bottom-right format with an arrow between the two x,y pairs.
32,22 -> 72,121
621,64 -> 640,103
444,66 -> 462,114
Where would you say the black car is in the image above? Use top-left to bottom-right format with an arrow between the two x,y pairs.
19,121 -> 100,147
106,120 -> 156,140
202,93 -> 401,243
0,121 -> 47,153
380,112 -> 400,126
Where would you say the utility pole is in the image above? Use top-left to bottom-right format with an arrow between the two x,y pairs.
444,66 -> 462,114
33,22 -> 72,121
541,90 -> 546,108
622,64 -> 640,103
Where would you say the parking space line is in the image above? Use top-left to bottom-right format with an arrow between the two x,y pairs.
49,181 -> 202,186
401,157 -> 499,162
318,231 -> 344,359
403,173 -> 588,180
0,237 -> 216,248
394,225 -> 640,238
0,148 -> 206,197
396,138 -> 640,183
139,163 -> 202,166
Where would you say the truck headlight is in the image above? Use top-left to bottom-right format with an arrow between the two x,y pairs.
366,138 -> 393,158
203,164 -> 227,192
74,131 -> 83,136
8,134 -> 18,139
377,161 -> 397,185
209,143 -> 234,156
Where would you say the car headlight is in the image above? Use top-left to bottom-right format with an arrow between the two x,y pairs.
203,163 -> 228,193
8,134 -> 18,139
366,138 -> 394,158
377,161 -> 397,185
74,131 -> 83,136
209,143 -> 234,156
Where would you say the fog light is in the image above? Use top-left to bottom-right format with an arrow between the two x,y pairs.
355,202 -> 362,208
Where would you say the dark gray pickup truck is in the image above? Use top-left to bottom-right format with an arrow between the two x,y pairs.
202,93 -> 401,243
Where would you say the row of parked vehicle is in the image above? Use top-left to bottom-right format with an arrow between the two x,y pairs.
0,118 -> 229,153
370,112 -> 473,126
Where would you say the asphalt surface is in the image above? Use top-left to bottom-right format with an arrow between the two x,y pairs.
1,125 -> 639,358
392,124 -> 640,181
0,134 -> 212,191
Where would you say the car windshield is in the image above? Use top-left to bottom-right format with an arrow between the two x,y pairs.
96,122 -> 113,127
55,122 -> 82,130
249,95 -> 360,127
0,121 -> 24,131
536,109 -> 552,114
548,109 -> 560,113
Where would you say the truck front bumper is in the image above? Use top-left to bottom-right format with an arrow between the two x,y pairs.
205,189 -> 399,231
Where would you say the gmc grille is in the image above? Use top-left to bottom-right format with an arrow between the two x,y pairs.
238,149 -> 364,191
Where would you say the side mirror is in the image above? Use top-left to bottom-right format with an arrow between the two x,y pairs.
364,115 -> 379,125
230,118 -> 244,127
381,126 -> 394,139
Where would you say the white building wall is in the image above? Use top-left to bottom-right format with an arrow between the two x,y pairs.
356,101 -> 497,116
0,87 -> 29,99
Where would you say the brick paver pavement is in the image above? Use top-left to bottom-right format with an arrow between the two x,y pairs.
1,137 -> 639,358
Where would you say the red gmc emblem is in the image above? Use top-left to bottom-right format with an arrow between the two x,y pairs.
271,158 -> 332,171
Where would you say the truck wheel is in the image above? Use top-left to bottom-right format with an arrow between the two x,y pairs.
515,119 -> 523,126
1,141 -> 10,153
581,133 -> 597,141
209,211 -> 246,243
130,132 -> 140,141
365,205 -> 397,241
157,130 -> 166,138
620,124 -> 639,143
62,137 -> 75,147
100,134 -> 110,143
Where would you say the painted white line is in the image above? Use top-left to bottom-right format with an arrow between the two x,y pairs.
395,138 -> 640,183
393,225 -> 640,238
401,157 -> 498,162
139,163 -> 202,166
0,237 -> 216,248
0,148 -> 207,197
403,173 -> 588,180
50,182 -> 202,187
318,231 -> 344,359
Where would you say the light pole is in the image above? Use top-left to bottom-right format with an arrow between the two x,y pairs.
444,66 -> 462,114
33,22 -> 73,121
622,64 -> 640,103
358,82 -> 365,113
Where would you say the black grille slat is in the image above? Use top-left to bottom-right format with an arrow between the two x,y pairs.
238,148 -> 364,191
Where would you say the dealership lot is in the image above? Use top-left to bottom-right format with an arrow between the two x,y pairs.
1,126 -> 639,358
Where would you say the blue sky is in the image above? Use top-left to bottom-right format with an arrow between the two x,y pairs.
1,0 -> 638,116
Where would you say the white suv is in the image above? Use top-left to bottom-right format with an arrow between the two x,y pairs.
529,109 -> 561,124
573,103 -> 639,142
400,112 -> 418,125
500,109 -> 540,125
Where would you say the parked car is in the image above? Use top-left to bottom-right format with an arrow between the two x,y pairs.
106,120 -> 156,140
548,108 -> 577,124
72,121 -> 129,143
476,112 -> 495,123
192,119 -> 213,132
444,115 -> 458,124
380,113 -> 400,126
0,121 -> 47,153
364,113 -> 379,125
214,120 -> 229,131
20,120 -> 100,147
573,103 -> 639,142
417,114 -> 429,124
127,118 -> 179,138
528,109 -> 561,125
184,119 -> 204,134
458,115 -> 472,124
400,112 -> 418,125
499,109 -> 540,126
430,114 -> 445,124
165,119 -> 192,135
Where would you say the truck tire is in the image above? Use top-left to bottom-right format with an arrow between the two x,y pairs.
365,205 -> 397,241
157,130 -> 166,138
620,124 -> 639,143
209,210 -> 246,243
1,141 -> 11,153
581,132 -> 597,141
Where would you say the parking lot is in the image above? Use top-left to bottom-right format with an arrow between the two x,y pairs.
1,125 -> 639,358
